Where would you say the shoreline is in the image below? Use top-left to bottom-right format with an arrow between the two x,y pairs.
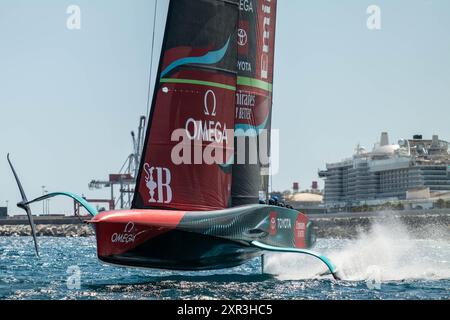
1,210 -> 449,239
310,211 -> 450,239
0,224 -> 94,237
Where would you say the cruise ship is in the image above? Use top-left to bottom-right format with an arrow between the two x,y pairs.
319,133 -> 450,210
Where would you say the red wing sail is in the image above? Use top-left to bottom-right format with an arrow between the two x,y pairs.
133,0 -> 239,211
232,0 -> 278,206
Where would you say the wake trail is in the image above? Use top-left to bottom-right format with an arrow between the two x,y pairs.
264,219 -> 450,281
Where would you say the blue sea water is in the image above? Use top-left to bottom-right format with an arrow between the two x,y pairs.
0,223 -> 449,300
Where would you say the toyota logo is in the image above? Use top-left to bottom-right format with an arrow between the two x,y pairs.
237,29 -> 248,47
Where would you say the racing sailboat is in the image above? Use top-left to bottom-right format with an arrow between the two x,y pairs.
8,0 -> 340,279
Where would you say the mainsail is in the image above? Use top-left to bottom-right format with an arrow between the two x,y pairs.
133,0 -> 277,211
232,0 -> 278,206
133,0 -> 239,211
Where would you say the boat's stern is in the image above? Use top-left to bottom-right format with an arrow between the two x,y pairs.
89,210 -> 186,262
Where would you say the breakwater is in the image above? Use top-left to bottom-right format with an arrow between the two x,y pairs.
0,216 -> 94,237
310,209 -> 450,239
0,210 -> 449,239
0,224 -> 94,237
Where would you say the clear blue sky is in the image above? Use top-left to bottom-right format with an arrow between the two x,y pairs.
1,0 -> 450,215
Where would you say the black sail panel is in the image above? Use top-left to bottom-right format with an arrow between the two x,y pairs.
232,0 -> 278,206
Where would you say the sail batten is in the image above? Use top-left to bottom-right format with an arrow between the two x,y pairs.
160,78 -> 236,91
237,76 -> 273,92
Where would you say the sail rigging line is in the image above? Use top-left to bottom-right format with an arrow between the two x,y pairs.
146,0 -> 159,117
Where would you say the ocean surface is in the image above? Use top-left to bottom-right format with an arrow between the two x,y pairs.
1,222 -> 449,300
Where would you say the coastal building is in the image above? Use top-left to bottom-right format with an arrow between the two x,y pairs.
319,133 -> 450,210
285,192 -> 325,215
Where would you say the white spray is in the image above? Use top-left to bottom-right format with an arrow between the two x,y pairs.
264,220 -> 450,281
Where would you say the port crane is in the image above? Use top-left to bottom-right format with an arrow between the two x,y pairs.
77,116 -> 146,214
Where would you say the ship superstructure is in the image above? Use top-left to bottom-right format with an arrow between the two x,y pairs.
319,133 -> 450,210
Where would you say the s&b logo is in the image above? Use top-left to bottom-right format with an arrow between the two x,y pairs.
144,164 -> 173,204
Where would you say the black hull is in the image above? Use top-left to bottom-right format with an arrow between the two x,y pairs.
98,230 -> 261,271
92,205 -> 316,271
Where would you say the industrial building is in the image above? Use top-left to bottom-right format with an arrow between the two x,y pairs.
319,133 -> 450,210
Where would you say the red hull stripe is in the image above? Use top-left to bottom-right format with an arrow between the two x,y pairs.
91,210 -> 186,227
91,210 -> 187,257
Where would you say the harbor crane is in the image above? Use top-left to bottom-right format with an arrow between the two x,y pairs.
77,116 -> 146,214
